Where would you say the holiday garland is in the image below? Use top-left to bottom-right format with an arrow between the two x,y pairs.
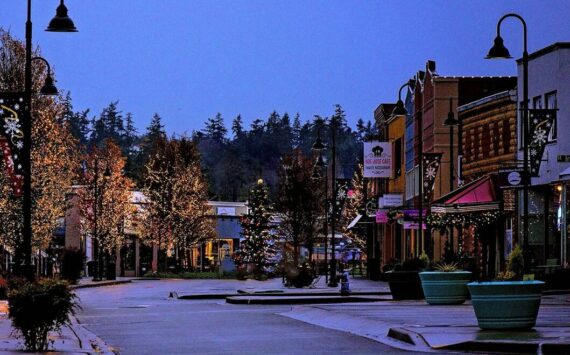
427,211 -> 502,229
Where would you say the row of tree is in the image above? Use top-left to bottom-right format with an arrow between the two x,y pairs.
0,29 -> 215,273
1,27 -> 374,276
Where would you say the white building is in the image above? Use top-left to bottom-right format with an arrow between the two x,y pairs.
518,42 -> 570,267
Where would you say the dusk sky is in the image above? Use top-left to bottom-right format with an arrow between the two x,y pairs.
3,0 -> 570,135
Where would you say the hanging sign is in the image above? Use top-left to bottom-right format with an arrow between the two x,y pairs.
376,210 -> 388,223
528,109 -> 556,177
379,194 -> 403,208
363,141 -> 392,178
403,221 -> 426,230
0,93 -> 25,196
422,152 -> 442,203
498,168 -> 528,189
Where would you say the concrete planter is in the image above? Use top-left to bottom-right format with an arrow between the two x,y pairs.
419,271 -> 472,305
386,271 -> 424,300
467,281 -> 545,330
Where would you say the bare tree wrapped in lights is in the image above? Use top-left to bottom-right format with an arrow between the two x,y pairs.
141,137 -> 215,271
78,141 -> 134,259
0,30 -> 80,271
240,179 -> 275,279
170,138 -> 216,270
342,163 -> 366,252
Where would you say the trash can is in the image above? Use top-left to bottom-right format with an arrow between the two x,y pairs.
106,262 -> 116,280
87,261 -> 98,277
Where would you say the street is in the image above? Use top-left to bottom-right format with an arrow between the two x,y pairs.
75,280 -> 406,355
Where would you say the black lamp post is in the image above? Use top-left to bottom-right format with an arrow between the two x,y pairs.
392,80 -> 421,251
443,97 -> 460,252
312,151 -> 328,284
443,97 -> 459,192
312,116 -> 340,287
486,13 -> 530,272
20,0 -> 77,279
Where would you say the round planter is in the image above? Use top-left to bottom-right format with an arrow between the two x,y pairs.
467,281 -> 545,330
386,271 -> 424,300
419,271 -> 472,305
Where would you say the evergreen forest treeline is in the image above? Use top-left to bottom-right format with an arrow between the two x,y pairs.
65,96 -> 378,201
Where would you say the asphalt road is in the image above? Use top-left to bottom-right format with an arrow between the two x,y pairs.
75,280 -> 407,355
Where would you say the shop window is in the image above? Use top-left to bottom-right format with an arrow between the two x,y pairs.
532,95 -> 543,109
394,138 -> 402,178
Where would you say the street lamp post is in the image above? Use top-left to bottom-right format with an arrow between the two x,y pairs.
444,97 -> 460,249
21,0 -> 77,279
391,80 -> 419,250
312,151 -> 328,284
312,116 -> 340,287
486,13 -> 530,272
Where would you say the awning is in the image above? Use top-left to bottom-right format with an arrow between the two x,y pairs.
347,215 -> 362,229
347,214 -> 374,230
431,175 -> 500,214
560,167 -> 570,180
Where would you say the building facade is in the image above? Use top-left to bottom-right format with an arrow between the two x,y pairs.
518,42 -> 570,268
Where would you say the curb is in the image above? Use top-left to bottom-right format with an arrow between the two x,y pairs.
71,280 -> 132,289
387,326 -> 570,354
70,317 -> 116,354
225,295 -> 390,305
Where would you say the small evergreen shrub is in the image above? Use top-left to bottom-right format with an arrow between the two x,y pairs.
8,279 -> 79,352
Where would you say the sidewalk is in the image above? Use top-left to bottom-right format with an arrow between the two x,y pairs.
280,293 -> 570,354
0,292 -> 115,354
0,313 -> 113,354
166,275 -> 392,305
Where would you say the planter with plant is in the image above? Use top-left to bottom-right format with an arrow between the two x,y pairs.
468,245 -> 544,330
8,279 -> 79,352
419,262 -> 472,305
386,252 -> 429,300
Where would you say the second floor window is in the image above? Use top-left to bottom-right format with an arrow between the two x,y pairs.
545,91 -> 557,140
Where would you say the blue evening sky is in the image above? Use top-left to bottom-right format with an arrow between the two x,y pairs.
2,1 -> 570,135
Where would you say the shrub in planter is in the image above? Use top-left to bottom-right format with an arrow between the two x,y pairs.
61,247 -> 84,284
285,263 -> 315,288
8,279 -> 79,351
468,245 -> 544,330
419,262 -> 472,305
386,256 -> 428,300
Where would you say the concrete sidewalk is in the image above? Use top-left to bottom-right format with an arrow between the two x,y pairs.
171,275 -> 390,299
0,297 -> 114,354
280,293 -> 570,354
0,314 -> 113,354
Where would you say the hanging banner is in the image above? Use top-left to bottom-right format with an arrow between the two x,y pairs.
0,93 -> 25,196
528,109 -> 556,177
363,141 -> 392,178
422,152 -> 442,203
329,179 -> 351,222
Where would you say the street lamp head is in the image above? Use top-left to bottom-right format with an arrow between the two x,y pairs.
392,99 -> 408,116
444,111 -> 459,126
485,35 -> 512,59
39,74 -> 58,96
315,152 -> 326,168
312,136 -> 325,151
311,168 -> 322,180
103,166 -> 112,179
46,0 -> 78,32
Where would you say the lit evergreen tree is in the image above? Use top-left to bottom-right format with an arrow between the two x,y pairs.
240,179 -> 275,278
